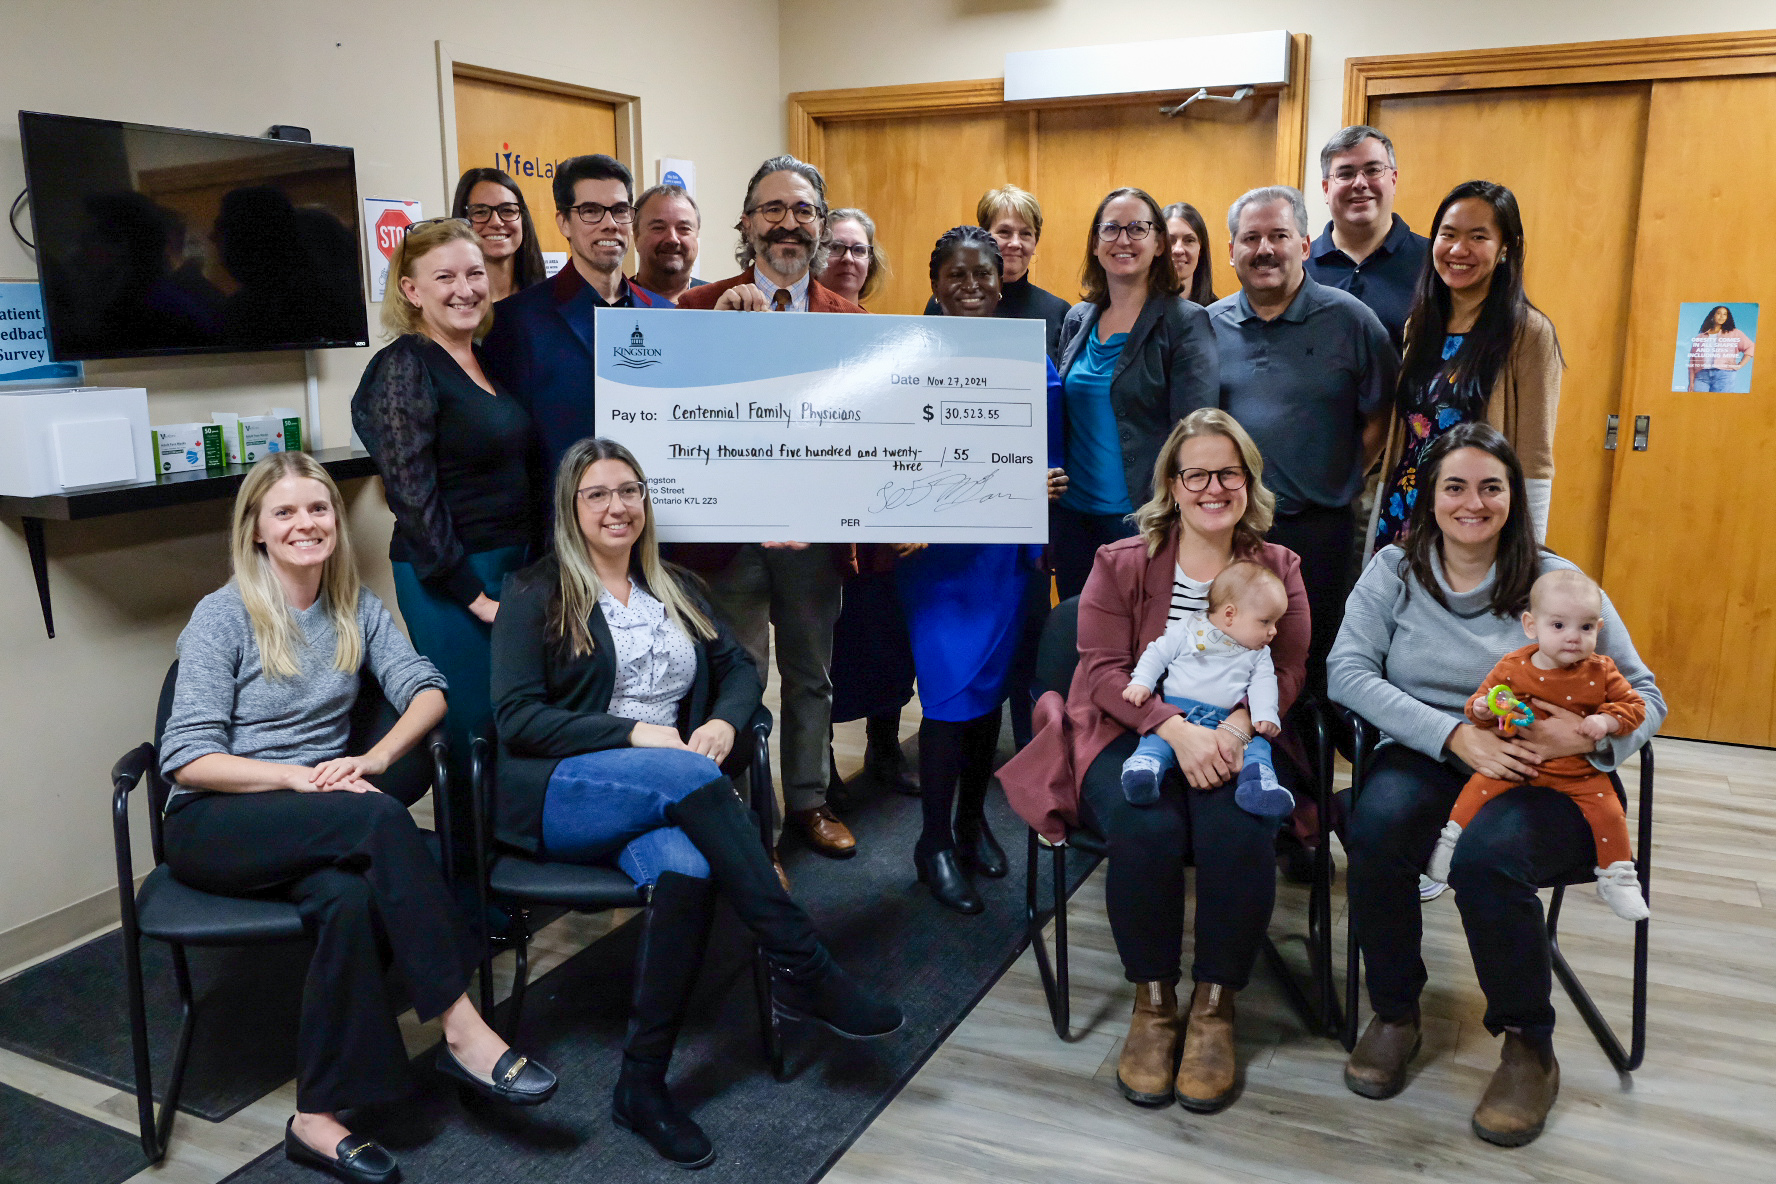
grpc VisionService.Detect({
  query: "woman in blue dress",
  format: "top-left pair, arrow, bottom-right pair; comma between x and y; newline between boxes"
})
900,226 -> 1067,914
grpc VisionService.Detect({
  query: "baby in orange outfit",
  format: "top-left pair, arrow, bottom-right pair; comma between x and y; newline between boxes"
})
1426,569 -> 1650,921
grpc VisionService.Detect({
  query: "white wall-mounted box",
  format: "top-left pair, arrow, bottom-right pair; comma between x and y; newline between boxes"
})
0,386 -> 150,496
1004,30 -> 1292,103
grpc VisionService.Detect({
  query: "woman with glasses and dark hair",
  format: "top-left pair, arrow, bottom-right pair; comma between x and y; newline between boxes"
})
1371,180 -> 1562,552
1051,187 -> 1220,600
451,167 -> 547,302
489,437 -> 903,1168
351,217 -> 540,823
1161,202 -> 1217,307
1000,407 -> 1309,1115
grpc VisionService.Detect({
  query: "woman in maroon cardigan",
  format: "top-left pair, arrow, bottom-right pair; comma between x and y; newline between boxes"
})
1002,407 -> 1309,1115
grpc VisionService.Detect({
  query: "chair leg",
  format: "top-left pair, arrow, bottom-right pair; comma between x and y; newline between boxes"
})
1547,884 -> 1645,1073
1051,842 -> 1071,1040
503,913 -> 532,1044
120,921 -> 160,1160
1025,828 -> 1067,1040
753,944 -> 786,1081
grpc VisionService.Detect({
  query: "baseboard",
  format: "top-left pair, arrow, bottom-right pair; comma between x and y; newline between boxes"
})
0,880 -> 135,982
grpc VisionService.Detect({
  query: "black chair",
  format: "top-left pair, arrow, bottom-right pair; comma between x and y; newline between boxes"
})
111,662 -> 451,1161
467,707 -> 785,1075
1023,597 -> 1342,1042
1332,706 -> 1651,1071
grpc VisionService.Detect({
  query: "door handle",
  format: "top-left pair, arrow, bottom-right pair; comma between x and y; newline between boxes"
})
1605,414 -> 1619,450
1632,415 -> 1650,451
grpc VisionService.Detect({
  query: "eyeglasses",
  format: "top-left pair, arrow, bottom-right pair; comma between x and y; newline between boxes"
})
828,242 -> 871,261
402,216 -> 470,234
1173,466 -> 1248,492
563,201 -> 635,225
465,202 -> 522,224
1096,220 -> 1157,242
746,201 -> 822,225
575,481 -> 648,510
1327,162 -> 1394,185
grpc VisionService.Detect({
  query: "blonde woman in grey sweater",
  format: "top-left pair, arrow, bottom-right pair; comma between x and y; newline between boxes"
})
1327,423 -> 1662,1148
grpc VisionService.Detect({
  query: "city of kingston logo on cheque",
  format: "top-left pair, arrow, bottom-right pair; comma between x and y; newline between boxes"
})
613,324 -> 662,369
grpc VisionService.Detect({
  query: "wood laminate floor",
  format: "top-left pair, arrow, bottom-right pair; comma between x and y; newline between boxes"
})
4,671 -> 1772,1182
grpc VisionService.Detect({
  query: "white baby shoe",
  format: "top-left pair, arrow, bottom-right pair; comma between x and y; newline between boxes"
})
1424,820 -> 1463,885
1595,861 -> 1650,922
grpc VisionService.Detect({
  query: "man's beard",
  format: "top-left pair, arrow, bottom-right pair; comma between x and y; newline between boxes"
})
756,228 -> 814,273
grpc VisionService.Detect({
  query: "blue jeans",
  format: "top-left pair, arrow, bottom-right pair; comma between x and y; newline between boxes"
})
1693,367 -> 1731,392
1129,695 -> 1274,783
541,748 -> 723,886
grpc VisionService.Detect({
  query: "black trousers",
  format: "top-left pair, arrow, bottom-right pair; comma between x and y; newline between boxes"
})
1078,731 -> 1278,988
1267,504 -> 1356,697
163,790 -> 471,1113
1051,504 -> 1137,604
1344,745 -> 1595,1038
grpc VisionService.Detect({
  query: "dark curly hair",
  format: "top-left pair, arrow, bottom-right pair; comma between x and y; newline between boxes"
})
929,224 -> 1002,283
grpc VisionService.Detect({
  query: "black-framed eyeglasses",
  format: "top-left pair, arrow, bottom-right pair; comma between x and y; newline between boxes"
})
1173,466 -> 1247,492
563,201 -> 635,225
746,200 -> 822,225
465,202 -> 523,224
1096,220 -> 1158,242
828,242 -> 871,261
1327,162 -> 1394,185
575,481 -> 648,510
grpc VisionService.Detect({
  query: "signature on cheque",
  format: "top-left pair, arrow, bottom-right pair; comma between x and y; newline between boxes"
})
869,468 -> 1030,514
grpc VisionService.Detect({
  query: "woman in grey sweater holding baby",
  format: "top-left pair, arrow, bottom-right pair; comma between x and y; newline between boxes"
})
1328,423 -> 1662,1148
158,452 -> 556,1184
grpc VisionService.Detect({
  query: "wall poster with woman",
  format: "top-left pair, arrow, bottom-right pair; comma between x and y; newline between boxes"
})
1675,301 -> 1757,392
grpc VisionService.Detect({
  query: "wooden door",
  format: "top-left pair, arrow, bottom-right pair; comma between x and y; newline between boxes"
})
1372,84 -> 1650,578
1601,75 -> 1776,744
452,71 -> 618,256
816,96 -> 1282,316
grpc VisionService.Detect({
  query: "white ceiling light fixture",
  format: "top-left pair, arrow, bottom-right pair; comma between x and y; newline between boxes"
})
1003,30 -> 1293,104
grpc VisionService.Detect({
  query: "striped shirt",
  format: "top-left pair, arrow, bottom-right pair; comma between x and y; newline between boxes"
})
1169,565 -> 1212,623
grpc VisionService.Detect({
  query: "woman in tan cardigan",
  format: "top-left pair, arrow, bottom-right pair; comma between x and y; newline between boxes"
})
1370,180 -> 1561,550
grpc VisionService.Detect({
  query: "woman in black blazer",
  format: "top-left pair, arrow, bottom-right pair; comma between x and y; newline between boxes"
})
1052,186 -> 1220,600
489,437 -> 903,1169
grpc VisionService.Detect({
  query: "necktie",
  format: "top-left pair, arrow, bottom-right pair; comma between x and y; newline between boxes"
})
772,287 -> 792,312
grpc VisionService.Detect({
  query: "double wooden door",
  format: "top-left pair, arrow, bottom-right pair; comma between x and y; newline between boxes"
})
1366,52 -> 1776,744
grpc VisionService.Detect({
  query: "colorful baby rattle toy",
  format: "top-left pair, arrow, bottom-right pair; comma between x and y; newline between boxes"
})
1484,684 -> 1535,732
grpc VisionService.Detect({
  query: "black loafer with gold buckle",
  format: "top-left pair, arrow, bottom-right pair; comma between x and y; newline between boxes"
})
434,1045 -> 559,1105
284,1118 -> 400,1184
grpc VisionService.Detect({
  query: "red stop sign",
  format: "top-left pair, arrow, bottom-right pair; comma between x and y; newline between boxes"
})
374,208 -> 413,258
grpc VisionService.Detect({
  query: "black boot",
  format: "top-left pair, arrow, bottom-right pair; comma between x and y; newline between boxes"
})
666,779 -> 904,1039
915,845 -> 983,914
865,711 -> 919,795
612,872 -> 717,1169
954,710 -> 1008,878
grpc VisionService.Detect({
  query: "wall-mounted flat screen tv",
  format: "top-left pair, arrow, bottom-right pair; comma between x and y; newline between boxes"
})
18,111 -> 369,360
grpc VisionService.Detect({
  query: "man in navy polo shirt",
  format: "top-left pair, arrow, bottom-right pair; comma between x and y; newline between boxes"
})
1305,126 -> 1429,352
1210,186 -> 1396,695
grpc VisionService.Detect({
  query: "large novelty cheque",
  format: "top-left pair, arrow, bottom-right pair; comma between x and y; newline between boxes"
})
593,308 -> 1049,543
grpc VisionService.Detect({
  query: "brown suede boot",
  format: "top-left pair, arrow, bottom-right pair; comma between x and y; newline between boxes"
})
1173,981 -> 1238,1112
1472,1032 -> 1560,1147
1115,980 -> 1180,1107
1343,1009 -> 1422,1099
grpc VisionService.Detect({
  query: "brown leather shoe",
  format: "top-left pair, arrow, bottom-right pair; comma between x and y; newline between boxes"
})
790,806 -> 857,859
770,849 -> 792,893
1174,981 -> 1238,1112
1115,980 -> 1180,1106
1343,1010 -> 1422,1099
1472,1032 -> 1559,1147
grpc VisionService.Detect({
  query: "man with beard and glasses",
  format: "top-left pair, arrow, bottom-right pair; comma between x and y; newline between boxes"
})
630,183 -> 707,305
1208,186 -> 1396,697
674,155 -> 863,873
482,153 -> 669,471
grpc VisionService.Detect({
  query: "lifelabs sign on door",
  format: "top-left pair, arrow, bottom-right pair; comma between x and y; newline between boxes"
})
363,198 -> 423,302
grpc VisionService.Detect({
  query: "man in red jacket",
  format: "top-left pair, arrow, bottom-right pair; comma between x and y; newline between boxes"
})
676,155 -> 862,866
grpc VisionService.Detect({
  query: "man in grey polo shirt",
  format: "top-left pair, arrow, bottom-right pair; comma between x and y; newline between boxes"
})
1209,185 -> 1396,695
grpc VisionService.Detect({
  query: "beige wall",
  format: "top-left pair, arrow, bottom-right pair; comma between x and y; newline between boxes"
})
778,0 -> 1776,231
0,0 -> 781,957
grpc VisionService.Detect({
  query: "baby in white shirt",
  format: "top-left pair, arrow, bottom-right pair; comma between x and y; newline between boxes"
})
1120,561 -> 1294,817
